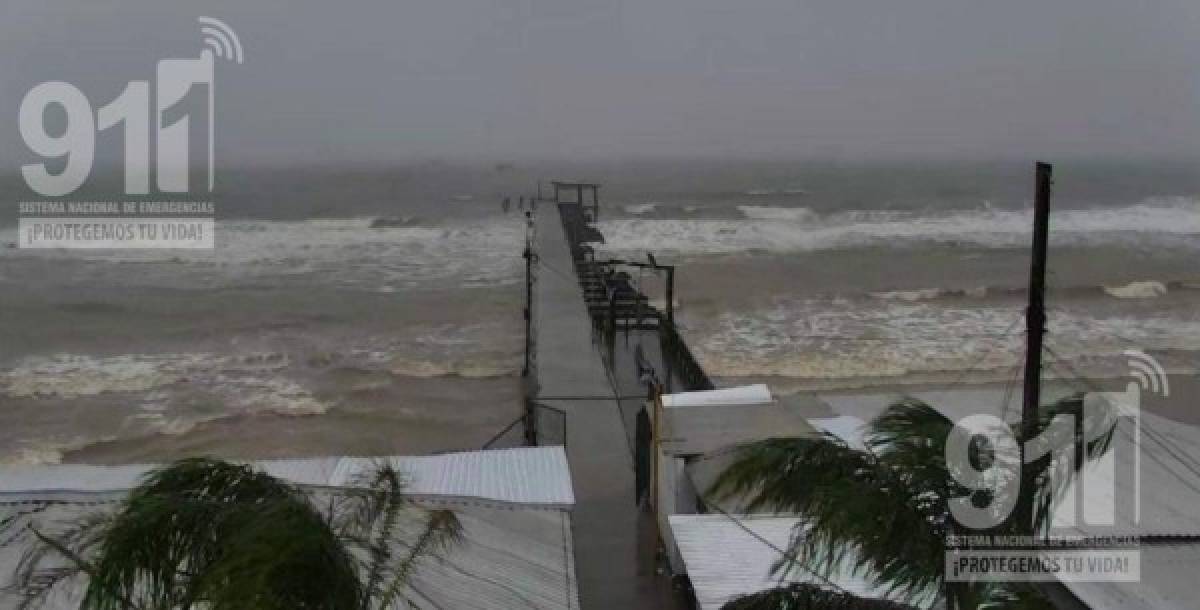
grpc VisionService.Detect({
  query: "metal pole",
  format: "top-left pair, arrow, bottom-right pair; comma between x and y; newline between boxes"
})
1022,162 -> 1051,438
522,218 -> 533,377
665,265 -> 675,327
1017,161 -> 1052,532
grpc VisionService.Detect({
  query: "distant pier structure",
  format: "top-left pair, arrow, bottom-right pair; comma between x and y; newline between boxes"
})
550,181 -> 600,222
510,180 -> 711,609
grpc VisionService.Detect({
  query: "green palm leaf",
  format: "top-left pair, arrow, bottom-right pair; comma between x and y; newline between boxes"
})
9,457 -> 461,610
721,583 -> 919,610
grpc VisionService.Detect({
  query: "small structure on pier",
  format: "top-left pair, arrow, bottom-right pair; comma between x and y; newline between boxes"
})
551,181 -> 601,222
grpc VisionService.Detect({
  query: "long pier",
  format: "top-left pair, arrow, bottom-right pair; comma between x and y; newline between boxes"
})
525,187 -> 688,609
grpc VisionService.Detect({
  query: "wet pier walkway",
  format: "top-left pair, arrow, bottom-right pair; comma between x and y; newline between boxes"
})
529,201 -> 683,609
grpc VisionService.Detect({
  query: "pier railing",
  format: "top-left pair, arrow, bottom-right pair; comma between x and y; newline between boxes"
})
556,196 -> 716,394
658,318 -> 715,392
481,400 -> 568,450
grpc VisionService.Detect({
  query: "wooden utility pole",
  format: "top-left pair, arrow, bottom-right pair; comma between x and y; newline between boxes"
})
522,212 -> 534,377
1016,162 -> 1052,533
1022,162 -> 1052,438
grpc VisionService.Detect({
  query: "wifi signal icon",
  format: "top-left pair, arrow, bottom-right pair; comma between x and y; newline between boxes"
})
199,17 -> 244,64
1124,349 -> 1169,397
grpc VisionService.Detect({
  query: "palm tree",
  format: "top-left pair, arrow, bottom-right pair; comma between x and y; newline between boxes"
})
710,396 -> 1116,610
8,457 -> 462,610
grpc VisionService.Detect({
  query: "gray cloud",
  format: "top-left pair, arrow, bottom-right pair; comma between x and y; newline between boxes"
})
2,0 -> 1199,166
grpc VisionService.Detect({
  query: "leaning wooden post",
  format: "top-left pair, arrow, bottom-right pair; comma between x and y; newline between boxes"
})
1017,161 -> 1052,532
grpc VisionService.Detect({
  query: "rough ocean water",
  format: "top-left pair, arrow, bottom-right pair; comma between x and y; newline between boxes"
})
0,160 -> 1197,464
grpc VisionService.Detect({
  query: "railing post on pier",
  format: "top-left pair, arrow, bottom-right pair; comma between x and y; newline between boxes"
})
664,265 -> 675,327
524,397 -> 537,446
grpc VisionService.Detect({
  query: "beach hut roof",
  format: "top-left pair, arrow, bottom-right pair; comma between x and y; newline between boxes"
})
668,514 -> 931,610
0,446 -> 574,509
0,447 -> 580,609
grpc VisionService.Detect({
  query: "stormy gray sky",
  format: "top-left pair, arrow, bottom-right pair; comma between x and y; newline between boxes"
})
2,0 -> 1199,166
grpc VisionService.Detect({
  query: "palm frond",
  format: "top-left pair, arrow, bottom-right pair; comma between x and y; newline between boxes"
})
14,459 -> 365,609
709,395 -> 1118,608
708,409 -> 950,602
375,508 -> 463,610
720,583 -> 919,610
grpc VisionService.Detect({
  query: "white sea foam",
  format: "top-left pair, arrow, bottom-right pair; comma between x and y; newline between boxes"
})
598,198 -> 1200,256
871,288 -> 947,302
624,203 -> 660,215
2,445 -> 66,466
1,352 -> 327,412
1104,280 -> 1168,299
870,286 -> 993,302
385,322 -> 521,378
1,218 -> 526,288
737,206 -> 817,221
686,297 -> 1200,383
0,354 -> 209,398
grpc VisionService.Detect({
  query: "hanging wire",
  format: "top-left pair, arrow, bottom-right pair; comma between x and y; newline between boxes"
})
998,361 -> 1022,423
940,313 -> 1025,389
703,501 -> 863,598
1041,343 -> 1200,494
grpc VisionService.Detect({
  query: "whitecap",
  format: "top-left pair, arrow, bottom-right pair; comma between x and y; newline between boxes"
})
737,206 -> 816,222
1103,281 -> 1168,299
624,203 -> 659,215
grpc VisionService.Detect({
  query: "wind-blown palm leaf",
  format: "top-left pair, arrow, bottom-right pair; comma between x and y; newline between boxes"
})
10,457 -> 461,610
710,394 -> 1117,609
710,399 -> 959,602
720,583 -> 919,610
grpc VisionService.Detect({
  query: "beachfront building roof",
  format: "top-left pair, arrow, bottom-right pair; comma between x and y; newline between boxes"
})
648,385 -> 819,577
657,384 -> 816,457
668,515 -> 922,610
0,446 -> 580,609
1053,543 -> 1200,609
816,387 -> 1200,610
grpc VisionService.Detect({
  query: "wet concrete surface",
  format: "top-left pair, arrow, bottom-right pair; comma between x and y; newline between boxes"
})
530,203 -> 687,609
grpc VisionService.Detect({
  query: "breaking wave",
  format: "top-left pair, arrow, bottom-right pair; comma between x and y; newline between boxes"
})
597,197 -> 1200,256
684,297 -> 1200,385
624,203 -> 660,215
737,206 -> 817,222
1,217 -> 527,289
1103,280 -> 1168,299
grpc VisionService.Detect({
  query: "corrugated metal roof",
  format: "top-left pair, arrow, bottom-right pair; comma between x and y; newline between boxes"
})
660,398 -> 817,457
0,495 -> 580,609
0,446 -> 574,509
668,515 -> 917,610
819,389 -> 1200,538
1059,543 -> 1200,610
662,384 -> 773,408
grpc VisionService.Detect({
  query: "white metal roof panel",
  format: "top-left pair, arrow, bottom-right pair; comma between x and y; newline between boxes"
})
0,446 -> 574,509
662,384 -> 773,408
668,515 -> 914,610
0,496 -> 581,609
1059,543 -> 1200,610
